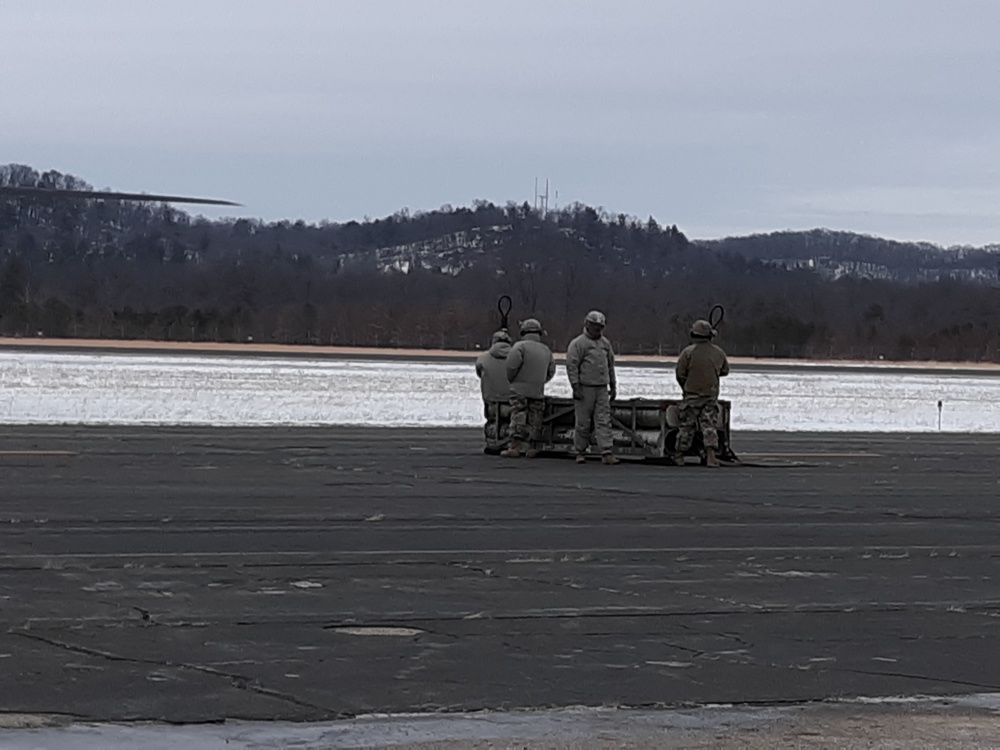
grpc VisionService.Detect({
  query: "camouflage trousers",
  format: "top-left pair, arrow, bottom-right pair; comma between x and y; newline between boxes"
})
482,401 -> 512,443
573,386 -> 613,454
508,395 -> 545,449
675,400 -> 721,453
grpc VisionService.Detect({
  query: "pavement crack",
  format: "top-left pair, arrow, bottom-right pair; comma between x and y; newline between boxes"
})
10,630 -> 336,715
837,665 -> 1000,691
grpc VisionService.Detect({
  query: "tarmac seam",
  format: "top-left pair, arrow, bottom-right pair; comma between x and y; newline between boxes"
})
9,600 -> 1000,633
433,474 -> 848,510
14,515 -> 983,529
3,545 -> 999,563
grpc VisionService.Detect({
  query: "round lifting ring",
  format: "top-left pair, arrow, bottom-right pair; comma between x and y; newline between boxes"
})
497,295 -> 512,330
709,304 -> 725,329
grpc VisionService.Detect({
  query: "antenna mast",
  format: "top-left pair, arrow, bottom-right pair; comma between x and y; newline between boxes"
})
533,178 -> 554,217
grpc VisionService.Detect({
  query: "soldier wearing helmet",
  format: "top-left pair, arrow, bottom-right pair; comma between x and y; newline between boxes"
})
674,319 -> 730,467
503,318 -> 556,458
475,329 -> 513,449
566,310 -> 619,465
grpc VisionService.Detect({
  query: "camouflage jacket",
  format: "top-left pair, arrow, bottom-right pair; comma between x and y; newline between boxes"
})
475,341 -> 512,402
506,333 -> 556,399
676,340 -> 730,401
566,331 -> 617,389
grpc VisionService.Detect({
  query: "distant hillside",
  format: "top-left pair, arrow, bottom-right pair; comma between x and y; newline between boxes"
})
2,164 -> 1000,362
696,230 -> 1000,285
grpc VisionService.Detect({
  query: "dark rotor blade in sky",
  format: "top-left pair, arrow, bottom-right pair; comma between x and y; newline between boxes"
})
0,185 -> 241,206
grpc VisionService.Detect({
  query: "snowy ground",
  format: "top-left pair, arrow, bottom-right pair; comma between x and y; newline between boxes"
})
5,698 -> 1000,749
1,350 -> 998,431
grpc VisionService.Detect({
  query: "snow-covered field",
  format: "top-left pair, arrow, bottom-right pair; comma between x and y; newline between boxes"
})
1,351 -> 998,431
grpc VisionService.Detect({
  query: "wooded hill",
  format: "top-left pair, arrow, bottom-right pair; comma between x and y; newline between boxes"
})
2,164 -> 1000,362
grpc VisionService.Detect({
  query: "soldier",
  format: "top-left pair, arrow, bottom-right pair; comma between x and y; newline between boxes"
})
566,310 -> 619,465
475,329 -> 513,449
503,318 -> 556,458
674,319 -> 730,467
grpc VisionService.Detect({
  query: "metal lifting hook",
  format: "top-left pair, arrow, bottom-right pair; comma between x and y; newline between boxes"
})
497,295 -> 512,331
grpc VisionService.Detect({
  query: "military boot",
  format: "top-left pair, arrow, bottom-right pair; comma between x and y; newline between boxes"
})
501,445 -> 521,458
672,453 -> 685,467
575,454 -> 587,464
524,447 -> 540,459
705,447 -> 720,468
601,454 -> 620,465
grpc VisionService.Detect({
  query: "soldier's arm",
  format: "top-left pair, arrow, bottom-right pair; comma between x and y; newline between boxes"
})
475,360 -> 485,378
505,346 -> 523,381
719,353 -> 730,377
606,340 -> 617,390
565,340 -> 581,386
676,350 -> 689,387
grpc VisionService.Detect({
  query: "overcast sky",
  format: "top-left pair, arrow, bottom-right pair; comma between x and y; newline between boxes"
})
4,1 -> 1000,246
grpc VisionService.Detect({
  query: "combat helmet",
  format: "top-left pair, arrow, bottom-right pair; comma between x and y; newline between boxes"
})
690,319 -> 716,339
584,310 -> 606,326
519,318 -> 543,334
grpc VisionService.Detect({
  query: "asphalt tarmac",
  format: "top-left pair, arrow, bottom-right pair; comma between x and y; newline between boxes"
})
1,426 -> 999,732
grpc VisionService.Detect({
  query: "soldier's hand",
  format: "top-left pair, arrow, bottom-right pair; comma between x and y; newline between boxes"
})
609,387 -> 617,402
572,385 -> 583,400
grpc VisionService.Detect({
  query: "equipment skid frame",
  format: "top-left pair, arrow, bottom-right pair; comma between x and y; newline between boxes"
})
485,396 -> 736,464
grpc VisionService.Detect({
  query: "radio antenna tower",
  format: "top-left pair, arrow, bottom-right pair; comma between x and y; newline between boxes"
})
533,178 -> 551,217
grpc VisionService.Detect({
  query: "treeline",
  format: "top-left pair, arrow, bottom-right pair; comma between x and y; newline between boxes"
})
2,164 -> 1000,362
699,229 -> 1000,266
699,229 -> 1000,284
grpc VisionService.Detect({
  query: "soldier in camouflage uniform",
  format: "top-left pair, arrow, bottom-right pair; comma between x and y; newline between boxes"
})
674,319 -> 730,467
475,329 -> 513,449
566,310 -> 620,465
503,318 -> 556,458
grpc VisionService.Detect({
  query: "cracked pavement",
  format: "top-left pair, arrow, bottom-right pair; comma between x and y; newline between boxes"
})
1,426 -> 1000,725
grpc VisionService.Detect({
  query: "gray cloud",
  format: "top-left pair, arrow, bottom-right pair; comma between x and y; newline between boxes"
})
4,0 -> 1000,245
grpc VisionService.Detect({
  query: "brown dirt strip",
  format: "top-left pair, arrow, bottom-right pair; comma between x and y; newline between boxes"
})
3,336 -> 999,372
